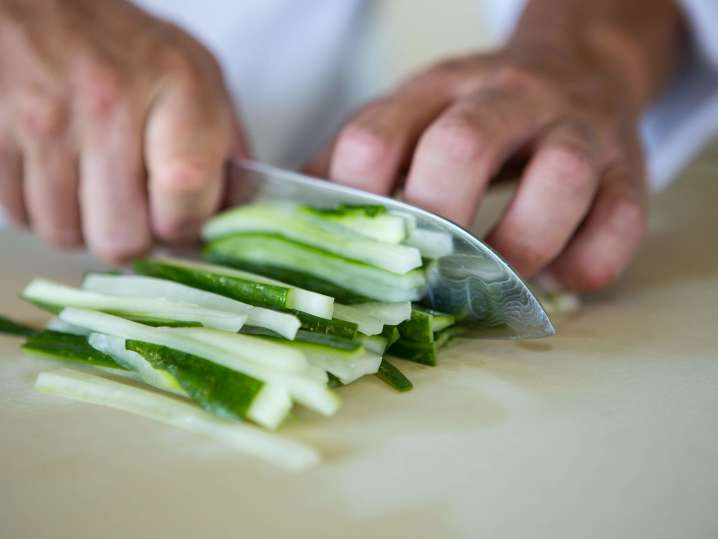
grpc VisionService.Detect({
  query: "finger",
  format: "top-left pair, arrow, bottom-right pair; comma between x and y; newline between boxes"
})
22,139 -> 82,247
0,140 -> 27,226
327,88 -> 452,195
485,125 -> 601,276
77,78 -> 151,263
404,88 -> 552,227
542,167 -> 647,292
145,77 -> 232,243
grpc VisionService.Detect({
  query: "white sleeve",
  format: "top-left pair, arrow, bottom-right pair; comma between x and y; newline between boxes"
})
480,0 -> 718,191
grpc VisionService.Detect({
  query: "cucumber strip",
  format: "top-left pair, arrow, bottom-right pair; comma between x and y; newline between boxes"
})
205,234 -> 427,303
46,317 -> 90,336
359,334 -> 388,355
382,325 -> 400,347
203,203 -> 421,273
386,337 -> 438,366
302,206 -> 407,244
127,338 -> 288,429
134,256 -> 333,319
294,311 -> 358,339
88,333 -> 186,396
404,228 -> 454,259
59,309 -> 339,416
375,359 -> 413,392
305,349 -> 382,385
0,314 -> 37,337
35,369 -> 319,471
23,279 -> 248,332
397,307 -> 456,343
346,301 -> 412,326
161,327 -> 339,415
22,330 -> 121,369
327,373 -> 344,388
83,274 -> 300,340
332,304 -> 384,336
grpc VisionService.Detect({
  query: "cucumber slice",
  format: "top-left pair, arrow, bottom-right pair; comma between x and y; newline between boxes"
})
375,359 -> 413,392
83,274 -> 300,340
59,309 -> 339,416
304,348 -> 382,385
22,330 -> 121,369
359,334 -> 389,355
332,304 -> 384,336
134,257 -> 333,319
348,302 -> 411,326
35,368 -> 319,471
404,229 -> 453,259
397,307 -> 456,343
88,333 -> 185,396
23,279 -> 247,332
204,234 -> 427,303
203,203 -> 421,274
0,314 -> 36,337
302,205 -> 407,244
293,311 -> 358,339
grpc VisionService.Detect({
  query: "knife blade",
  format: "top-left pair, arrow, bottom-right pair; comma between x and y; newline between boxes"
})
229,158 -> 555,339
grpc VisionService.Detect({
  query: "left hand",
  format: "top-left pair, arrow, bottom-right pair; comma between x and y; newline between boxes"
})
307,40 -> 658,292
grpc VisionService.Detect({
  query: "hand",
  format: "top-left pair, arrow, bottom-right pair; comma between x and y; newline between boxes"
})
0,0 -> 245,262
312,0 -> 680,292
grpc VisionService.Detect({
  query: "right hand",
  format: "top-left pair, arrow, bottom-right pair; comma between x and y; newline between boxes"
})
0,0 -> 246,262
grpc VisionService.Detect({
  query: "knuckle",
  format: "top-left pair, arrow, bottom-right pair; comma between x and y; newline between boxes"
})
335,122 -> 395,168
611,195 -> 647,237
543,144 -> 596,194
76,60 -> 128,119
156,159 -> 216,193
16,93 -> 67,139
423,116 -> 485,162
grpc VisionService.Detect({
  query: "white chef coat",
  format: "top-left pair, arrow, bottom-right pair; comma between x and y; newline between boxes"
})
1,0 -> 717,226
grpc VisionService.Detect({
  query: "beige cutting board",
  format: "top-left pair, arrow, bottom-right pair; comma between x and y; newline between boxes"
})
2,147 -> 717,539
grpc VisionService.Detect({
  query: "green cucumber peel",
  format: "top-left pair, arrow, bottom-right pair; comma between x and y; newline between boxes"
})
375,359 -> 413,392
302,205 -> 407,244
22,330 -> 122,369
134,256 -> 333,319
202,202 -> 421,273
0,315 -> 37,337
204,234 -> 426,303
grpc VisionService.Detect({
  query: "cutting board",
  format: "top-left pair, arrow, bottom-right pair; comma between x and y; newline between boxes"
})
2,147 -> 718,539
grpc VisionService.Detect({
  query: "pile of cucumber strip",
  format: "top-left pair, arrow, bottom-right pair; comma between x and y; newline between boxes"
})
4,202 -> 464,471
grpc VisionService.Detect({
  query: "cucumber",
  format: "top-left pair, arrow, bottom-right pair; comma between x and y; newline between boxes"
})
396,307 -> 456,343
0,315 -> 36,337
35,368 -> 319,471
332,304 -> 384,336
375,359 -> 413,392
347,302 -> 412,326
301,205 -> 407,244
293,311 -> 358,339
59,309 -> 339,416
204,234 -> 427,303
88,333 -> 185,396
359,334 -> 389,355
396,212 -> 454,259
203,202 -> 421,274
387,326 -> 463,367
134,256 -> 333,319
83,273 -> 300,340
23,279 -> 248,332
22,330 -> 121,369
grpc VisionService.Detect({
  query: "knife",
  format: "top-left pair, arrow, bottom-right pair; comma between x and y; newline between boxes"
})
230,159 -> 555,339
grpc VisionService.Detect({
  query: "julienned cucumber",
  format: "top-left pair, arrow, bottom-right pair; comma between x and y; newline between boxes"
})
133,256 -> 334,319
202,203 -> 421,274
204,234 -> 427,303
293,311 -> 358,339
34,368 -> 319,471
23,330 -> 121,369
375,359 -> 413,392
301,205 -> 407,244
396,307 -> 457,343
387,326 -> 463,367
0,315 -> 37,337
83,273 -> 301,340
332,301 -> 412,336
23,278 -> 248,332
